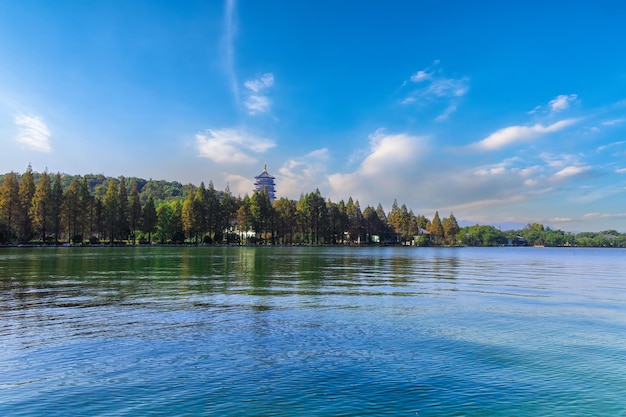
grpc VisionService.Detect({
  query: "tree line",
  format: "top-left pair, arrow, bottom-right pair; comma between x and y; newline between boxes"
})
1,166 -> 624,247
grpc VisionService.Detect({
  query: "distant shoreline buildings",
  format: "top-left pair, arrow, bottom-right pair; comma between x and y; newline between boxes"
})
254,164 -> 276,200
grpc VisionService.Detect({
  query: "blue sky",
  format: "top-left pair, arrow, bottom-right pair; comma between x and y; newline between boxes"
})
1,0 -> 626,232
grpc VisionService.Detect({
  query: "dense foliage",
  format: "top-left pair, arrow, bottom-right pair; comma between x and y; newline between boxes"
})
1,167 -> 624,247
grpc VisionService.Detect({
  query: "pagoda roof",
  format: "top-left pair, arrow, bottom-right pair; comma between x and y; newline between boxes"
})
255,164 -> 274,179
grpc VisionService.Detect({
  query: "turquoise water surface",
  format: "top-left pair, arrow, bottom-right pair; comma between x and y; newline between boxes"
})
1,246 -> 625,416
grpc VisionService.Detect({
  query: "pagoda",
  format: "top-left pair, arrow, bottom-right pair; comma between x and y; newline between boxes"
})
254,164 -> 276,200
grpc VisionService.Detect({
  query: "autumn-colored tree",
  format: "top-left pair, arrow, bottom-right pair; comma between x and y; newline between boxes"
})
30,170 -> 52,242
443,212 -> 460,244
0,172 -> 20,243
362,206 -> 383,243
429,211 -> 444,243
17,164 -> 36,242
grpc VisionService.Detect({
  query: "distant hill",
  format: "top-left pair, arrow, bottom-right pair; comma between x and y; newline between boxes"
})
0,172 -> 204,203
459,220 -> 528,231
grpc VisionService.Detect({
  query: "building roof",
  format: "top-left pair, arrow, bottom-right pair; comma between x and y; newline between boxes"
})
255,163 -> 275,179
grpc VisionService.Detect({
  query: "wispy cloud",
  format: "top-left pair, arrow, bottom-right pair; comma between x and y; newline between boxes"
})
553,165 -> 591,179
195,128 -> 275,164
583,212 -> 626,219
529,94 -> 579,115
601,118 -> 624,126
243,73 -> 274,114
471,119 -> 578,151
14,113 -> 52,152
403,61 -> 469,121
616,168 -> 626,174
244,73 -> 274,93
549,217 -> 574,223
549,94 -> 578,112
434,104 -> 458,122
278,148 -> 329,197
597,140 -> 625,152
221,0 -> 239,101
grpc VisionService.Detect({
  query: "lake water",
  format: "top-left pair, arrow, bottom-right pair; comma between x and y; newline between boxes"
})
1,246 -> 625,416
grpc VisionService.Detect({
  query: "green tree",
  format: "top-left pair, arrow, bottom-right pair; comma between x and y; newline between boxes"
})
30,170 -> 52,242
205,181 -> 221,239
140,195 -> 157,243
156,200 -> 184,244
250,189 -> 274,244
219,186 -> 237,243
50,173 -> 64,243
117,176 -> 129,242
129,180 -> 142,244
103,180 -> 119,243
182,189 -> 198,242
80,177 -> 94,242
235,195 -> 251,243
345,197 -> 362,244
193,183 -> 208,242
275,197 -> 297,244
92,186 -> 105,242
63,179 -> 82,243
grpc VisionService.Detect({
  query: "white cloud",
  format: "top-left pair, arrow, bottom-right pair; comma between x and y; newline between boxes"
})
243,95 -> 270,114
278,148 -> 330,197
597,141 -> 625,152
553,165 -> 591,178
529,94 -> 578,115
243,73 -> 274,114
550,217 -> 574,223
14,113 -> 52,152
426,77 -> 469,98
549,94 -> 577,112
601,118 -> 624,126
328,130 -> 428,203
195,128 -> 275,164
583,212 -> 626,219
410,69 -> 431,82
244,73 -> 274,93
472,119 -> 578,151
615,168 -> 626,174
223,173 -> 254,196
403,61 -> 469,120
435,104 -> 457,122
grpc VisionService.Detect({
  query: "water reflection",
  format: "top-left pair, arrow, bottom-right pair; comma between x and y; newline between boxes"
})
2,246 -> 624,309
0,247 -> 466,310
